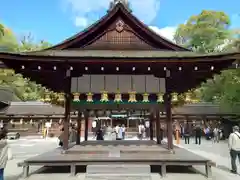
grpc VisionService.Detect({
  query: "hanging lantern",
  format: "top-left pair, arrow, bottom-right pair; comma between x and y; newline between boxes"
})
100,91 -> 109,102
128,91 -> 137,102
114,90 -> 122,102
86,92 -> 93,102
172,93 -> 178,102
157,93 -> 164,103
185,92 -> 191,102
58,93 -> 65,102
142,93 -> 149,102
73,93 -> 80,102
44,93 -> 51,102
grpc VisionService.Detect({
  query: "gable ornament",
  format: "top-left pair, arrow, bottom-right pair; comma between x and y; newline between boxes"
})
116,20 -> 124,32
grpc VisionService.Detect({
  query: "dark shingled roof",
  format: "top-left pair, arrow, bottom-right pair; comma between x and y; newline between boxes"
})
173,102 -> 239,115
0,87 -> 21,103
5,102 -> 65,116
19,50 -> 240,61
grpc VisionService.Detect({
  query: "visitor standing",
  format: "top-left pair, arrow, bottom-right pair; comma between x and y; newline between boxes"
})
184,123 -> 191,144
138,124 -> 145,140
58,128 -> 64,147
121,124 -> 126,139
195,125 -> 202,145
0,131 -> 13,180
69,126 -> 77,143
228,125 -> 240,174
95,128 -> 104,140
213,127 -> 220,143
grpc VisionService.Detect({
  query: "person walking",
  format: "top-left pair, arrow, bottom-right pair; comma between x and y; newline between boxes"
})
213,127 -> 220,143
58,128 -> 64,147
69,126 -> 77,143
95,128 -> 104,141
184,123 -> 191,144
195,125 -> 202,145
0,131 -> 13,180
228,125 -> 240,174
121,124 -> 126,140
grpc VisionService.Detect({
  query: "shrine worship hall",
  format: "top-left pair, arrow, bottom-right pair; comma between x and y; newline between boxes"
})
0,0 -> 239,179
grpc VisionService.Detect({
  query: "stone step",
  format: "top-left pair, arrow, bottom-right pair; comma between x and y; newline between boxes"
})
86,165 -> 151,174
85,174 -> 151,180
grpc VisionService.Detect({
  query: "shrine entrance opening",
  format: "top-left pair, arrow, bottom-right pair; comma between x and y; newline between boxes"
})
80,109 -> 154,141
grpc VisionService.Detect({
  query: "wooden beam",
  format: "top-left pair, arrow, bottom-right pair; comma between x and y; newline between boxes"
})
164,92 -> 173,150
63,70 -> 71,150
84,110 -> 89,141
155,108 -> 160,144
76,110 -> 81,145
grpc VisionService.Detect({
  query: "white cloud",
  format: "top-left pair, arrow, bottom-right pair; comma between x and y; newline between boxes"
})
149,26 -> 176,41
75,17 -> 88,27
63,0 -> 176,42
63,0 -> 161,27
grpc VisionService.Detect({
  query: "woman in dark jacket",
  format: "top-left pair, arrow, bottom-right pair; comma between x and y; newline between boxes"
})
95,128 -> 104,140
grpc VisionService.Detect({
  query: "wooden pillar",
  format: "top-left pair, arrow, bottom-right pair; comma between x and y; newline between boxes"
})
84,110 -> 89,141
63,69 -> 71,150
164,92 -> 173,150
149,111 -> 154,140
155,108 -> 161,144
76,110 -> 81,145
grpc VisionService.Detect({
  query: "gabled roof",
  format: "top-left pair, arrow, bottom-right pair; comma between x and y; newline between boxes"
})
46,3 -> 188,51
5,101 -> 65,116
0,87 -> 21,104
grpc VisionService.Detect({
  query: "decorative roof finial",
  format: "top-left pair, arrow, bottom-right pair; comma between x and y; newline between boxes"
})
109,0 -> 131,12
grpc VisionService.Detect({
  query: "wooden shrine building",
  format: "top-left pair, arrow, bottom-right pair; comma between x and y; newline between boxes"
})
0,0 -> 239,153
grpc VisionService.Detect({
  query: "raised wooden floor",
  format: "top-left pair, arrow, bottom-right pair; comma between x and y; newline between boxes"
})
18,140 -> 213,178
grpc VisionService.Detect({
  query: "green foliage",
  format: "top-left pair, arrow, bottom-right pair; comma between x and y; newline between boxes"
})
174,10 -> 240,113
0,24 -> 53,102
174,10 -> 231,53
0,23 -> 4,38
199,69 -> 240,113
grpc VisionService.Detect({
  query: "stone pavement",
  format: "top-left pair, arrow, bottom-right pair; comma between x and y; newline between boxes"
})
170,138 -> 240,173
6,136 -> 240,180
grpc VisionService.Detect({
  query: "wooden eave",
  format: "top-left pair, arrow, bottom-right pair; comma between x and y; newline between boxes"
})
43,3 -> 189,51
0,50 -> 239,63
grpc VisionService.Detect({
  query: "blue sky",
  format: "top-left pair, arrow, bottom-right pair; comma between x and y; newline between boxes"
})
0,0 -> 239,44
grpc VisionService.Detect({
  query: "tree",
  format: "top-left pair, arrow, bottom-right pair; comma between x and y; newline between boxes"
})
174,10 -> 240,113
0,23 -> 54,102
0,23 -> 4,38
199,70 -> 240,113
223,29 -> 240,52
174,10 -> 231,53
0,27 -> 19,52
17,33 -> 51,52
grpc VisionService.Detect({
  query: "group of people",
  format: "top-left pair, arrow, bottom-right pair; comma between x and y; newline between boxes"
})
178,123 -> 224,145
94,124 -> 126,140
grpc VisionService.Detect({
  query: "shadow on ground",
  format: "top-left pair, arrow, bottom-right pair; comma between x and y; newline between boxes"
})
151,165 -> 197,174
32,165 -> 197,175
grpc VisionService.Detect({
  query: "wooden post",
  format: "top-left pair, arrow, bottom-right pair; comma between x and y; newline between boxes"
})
164,92 -> 173,150
149,111 -> 154,140
155,108 -> 161,144
76,110 -> 81,145
63,69 -> 71,150
84,110 -> 89,141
